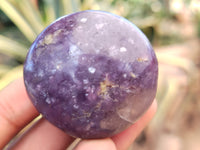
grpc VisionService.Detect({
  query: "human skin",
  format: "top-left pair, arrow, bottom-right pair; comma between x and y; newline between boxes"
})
0,78 -> 157,150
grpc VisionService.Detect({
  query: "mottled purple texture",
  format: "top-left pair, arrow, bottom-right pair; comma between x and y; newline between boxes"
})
24,10 -> 158,139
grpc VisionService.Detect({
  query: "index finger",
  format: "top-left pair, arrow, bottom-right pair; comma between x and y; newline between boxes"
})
0,78 -> 39,149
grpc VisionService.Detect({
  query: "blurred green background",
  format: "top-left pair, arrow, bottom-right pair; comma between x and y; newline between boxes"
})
0,0 -> 200,150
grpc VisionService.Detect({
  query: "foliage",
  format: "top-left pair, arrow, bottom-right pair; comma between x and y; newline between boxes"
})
0,0 -> 81,87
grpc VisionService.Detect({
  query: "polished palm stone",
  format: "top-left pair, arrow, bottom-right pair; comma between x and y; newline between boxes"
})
24,10 -> 158,139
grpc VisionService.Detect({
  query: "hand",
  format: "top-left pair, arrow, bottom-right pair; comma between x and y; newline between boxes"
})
0,78 -> 157,150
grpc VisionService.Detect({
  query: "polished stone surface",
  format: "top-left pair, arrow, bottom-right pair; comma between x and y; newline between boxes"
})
24,10 -> 158,139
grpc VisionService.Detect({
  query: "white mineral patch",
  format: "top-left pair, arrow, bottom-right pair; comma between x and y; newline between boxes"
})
109,46 -> 118,56
56,65 -> 61,70
109,45 -> 116,50
36,84 -> 41,90
96,49 -> 100,53
128,38 -> 135,44
88,67 -> 96,74
83,79 -> 89,84
54,60 -> 63,70
76,26 -> 83,31
123,73 -> 127,78
45,98 -> 51,104
69,45 -> 77,54
91,85 -> 95,93
69,45 -> 82,58
95,23 -> 104,29
120,47 -> 127,52
73,104 -> 79,109
38,69 -> 44,77
51,69 -> 57,74
81,56 -> 85,60
80,18 -> 87,23
124,63 -> 132,72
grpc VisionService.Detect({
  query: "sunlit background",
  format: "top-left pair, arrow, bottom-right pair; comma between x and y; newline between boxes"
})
0,0 -> 200,150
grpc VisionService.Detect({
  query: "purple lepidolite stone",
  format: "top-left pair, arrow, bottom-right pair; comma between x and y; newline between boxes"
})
24,10 -> 158,139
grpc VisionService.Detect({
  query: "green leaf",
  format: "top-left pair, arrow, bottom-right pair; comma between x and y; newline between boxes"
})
43,0 -> 57,25
156,52 -> 197,74
17,0 -> 45,34
0,0 -> 37,42
0,35 -> 27,60
0,64 -> 12,76
62,0 -> 80,14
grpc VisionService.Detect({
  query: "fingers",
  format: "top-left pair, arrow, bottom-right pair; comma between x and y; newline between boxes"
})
10,118 -> 75,150
74,138 -> 117,150
0,78 -> 74,150
0,77 -> 157,150
0,78 -> 39,149
111,100 -> 157,150
75,100 -> 157,150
